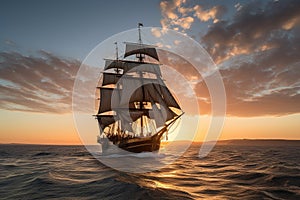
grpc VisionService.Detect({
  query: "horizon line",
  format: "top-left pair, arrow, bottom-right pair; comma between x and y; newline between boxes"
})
1,138 -> 300,146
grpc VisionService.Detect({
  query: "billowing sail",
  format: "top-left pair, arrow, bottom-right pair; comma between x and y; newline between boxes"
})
150,102 -> 176,127
118,109 -> 150,122
99,79 -> 180,111
98,81 -> 180,126
118,109 -> 149,132
98,87 -> 120,114
154,84 -> 181,109
97,115 -> 117,132
124,42 -> 159,61
118,77 -> 181,110
105,59 -> 161,76
102,72 -> 121,86
118,77 -> 158,107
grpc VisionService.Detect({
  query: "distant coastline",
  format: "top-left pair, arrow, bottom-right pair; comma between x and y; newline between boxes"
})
202,139 -> 300,146
163,139 -> 300,147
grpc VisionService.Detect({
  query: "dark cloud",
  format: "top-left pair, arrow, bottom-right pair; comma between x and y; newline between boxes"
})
0,51 -> 80,113
202,0 -> 300,63
199,0 -> 300,116
219,52 -> 300,116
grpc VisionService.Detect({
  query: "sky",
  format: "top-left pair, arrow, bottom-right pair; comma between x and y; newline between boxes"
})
0,0 -> 299,144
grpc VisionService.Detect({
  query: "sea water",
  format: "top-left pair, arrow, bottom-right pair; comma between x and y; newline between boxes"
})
1,141 -> 300,199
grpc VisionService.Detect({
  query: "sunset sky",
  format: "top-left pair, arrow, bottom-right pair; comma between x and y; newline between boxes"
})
1,0 -> 299,144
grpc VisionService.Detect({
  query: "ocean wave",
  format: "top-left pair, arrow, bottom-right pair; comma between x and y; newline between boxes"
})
1,143 -> 300,199
266,174 -> 300,187
0,150 -> 10,156
225,171 -> 269,182
33,152 -> 53,157
101,152 -> 166,159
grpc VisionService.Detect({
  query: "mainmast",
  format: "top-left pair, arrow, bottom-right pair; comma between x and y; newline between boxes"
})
137,23 -> 144,136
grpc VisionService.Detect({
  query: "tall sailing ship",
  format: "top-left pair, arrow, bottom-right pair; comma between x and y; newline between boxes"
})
96,24 -> 184,153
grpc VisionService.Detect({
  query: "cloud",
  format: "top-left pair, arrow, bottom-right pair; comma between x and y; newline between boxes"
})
202,0 -> 300,64
191,52 -> 300,117
198,0 -> 300,116
193,5 -> 225,23
2,0 -> 300,117
156,49 -> 210,115
0,51 -> 80,113
151,28 -> 162,38
172,16 -> 194,29
234,3 -> 243,12
160,0 -> 180,20
158,0 -> 300,117
159,0 -> 226,32
218,52 -> 300,116
4,39 -> 17,47
160,0 -> 191,31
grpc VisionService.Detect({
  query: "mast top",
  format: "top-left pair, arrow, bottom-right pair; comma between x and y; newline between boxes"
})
114,42 -> 118,60
114,42 -> 120,74
138,23 -> 143,45
137,23 -> 144,62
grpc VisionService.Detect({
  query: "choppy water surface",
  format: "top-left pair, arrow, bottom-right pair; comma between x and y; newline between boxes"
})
1,141 -> 300,199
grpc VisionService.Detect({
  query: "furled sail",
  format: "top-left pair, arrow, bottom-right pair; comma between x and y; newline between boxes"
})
124,42 -> 159,61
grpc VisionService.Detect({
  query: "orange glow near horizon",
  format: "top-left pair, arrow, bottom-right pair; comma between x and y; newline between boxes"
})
218,114 -> 300,140
0,110 -> 82,145
0,110 -> 299,145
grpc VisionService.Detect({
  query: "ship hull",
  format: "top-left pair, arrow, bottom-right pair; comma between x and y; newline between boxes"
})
100,134 -> 162,153
118,136 -> 161,153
